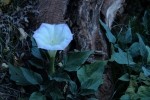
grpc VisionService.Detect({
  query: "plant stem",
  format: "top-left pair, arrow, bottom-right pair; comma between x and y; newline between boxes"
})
48,50 -> 57,75
48,57 -> 55,74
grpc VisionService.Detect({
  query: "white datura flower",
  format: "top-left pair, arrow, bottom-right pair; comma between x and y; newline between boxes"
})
33,23 -> 73,50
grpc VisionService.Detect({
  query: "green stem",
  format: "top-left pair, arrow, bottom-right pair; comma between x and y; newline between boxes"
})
48,50 -> 57,75
48,57 -> 55,74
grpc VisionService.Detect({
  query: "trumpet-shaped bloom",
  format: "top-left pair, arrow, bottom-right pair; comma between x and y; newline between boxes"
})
33,23 -> 73,50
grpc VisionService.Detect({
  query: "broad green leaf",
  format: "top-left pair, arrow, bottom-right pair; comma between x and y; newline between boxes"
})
52,72 -> 71,82
128,42 -> 140,57
20,67 -> 43,85
119,73 -> 130,81
124,78 -> 139,99
142,67 -> 150,77
31,38 -> 43,60
50,88 -> 64,100
9,64 -> 31,85
137,33 -> 148,61
139,73 -> 150,86
139,73 -> 148,81
146,46 -> 150,63
69,81 -> 77,95
79,89 -> 95,96
63,51 -> 93,71
28,60 -> 44,69
77,61 -> 107,91
118,27 -> 132,43
137,86 -> 150,97
142,11 -> 150,35
110,48 -> 135,65
99,19 -> 116,43
120,94 -> 130,100
29,92 -> 46,100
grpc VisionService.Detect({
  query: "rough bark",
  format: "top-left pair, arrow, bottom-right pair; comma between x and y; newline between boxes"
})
66,0 -> 108,60
36,0 -> 69,24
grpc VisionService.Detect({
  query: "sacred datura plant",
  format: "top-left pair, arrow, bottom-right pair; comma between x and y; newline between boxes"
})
9,23 -> 106,100
33,23 -> 73,74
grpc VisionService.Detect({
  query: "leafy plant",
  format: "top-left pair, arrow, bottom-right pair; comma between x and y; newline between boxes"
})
9,37 -> 107,99
100,11 -> 150,99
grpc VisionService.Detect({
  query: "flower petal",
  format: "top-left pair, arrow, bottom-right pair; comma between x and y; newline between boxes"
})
33,23 -> 73,50
54,24 -> 73,49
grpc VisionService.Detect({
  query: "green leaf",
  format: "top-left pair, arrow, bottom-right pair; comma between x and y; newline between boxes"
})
69,81 -> 77,95
31,38 -> 43,60
50,88 -> 64,100
118,27 -> 132,43
137,33 -> 148,61
120,94 -> 130,100
142,11 -> 150,35
20,67 -> 43,85
142,67 -> 150,77
29,92 -> 46,100
110,48 -> 135,65
99,19 -> 116,43
52,72 -> 71,82
28,60 -> 44,69
137,86 -> 150,97
146,46 -> 150,63
119,73 -> 130,81
128,42 -> 140,57
9,64 -> 31,85
77,61 -> 107,91
79,89 -> 95,96
63,51 -> 93,71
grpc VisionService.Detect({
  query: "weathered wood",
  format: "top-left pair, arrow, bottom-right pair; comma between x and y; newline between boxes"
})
66,0 -> 108,60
